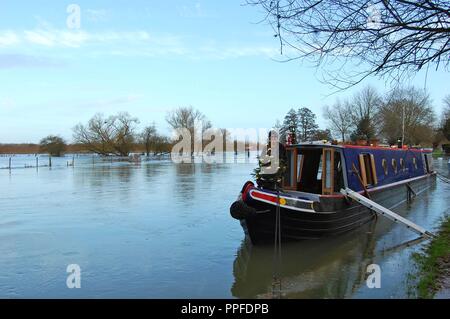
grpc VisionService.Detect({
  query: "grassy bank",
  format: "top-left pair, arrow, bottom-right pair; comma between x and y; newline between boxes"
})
411,216 -> 450,298
432,149 -> 444,157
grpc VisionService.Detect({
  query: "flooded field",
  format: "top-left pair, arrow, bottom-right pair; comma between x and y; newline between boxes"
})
0,154 -> 449,298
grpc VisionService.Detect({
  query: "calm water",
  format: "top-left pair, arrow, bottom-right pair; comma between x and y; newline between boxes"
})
0,154 -> 449,298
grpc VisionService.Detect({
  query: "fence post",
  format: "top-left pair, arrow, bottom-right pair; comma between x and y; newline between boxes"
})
36,157 -> 39,170
49,156 -> 52,168
9,157 -> 11,170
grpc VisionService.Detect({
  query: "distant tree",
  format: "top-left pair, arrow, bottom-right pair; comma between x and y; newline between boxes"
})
443,119 -> 450,141
220,128 -> 232,148
153,135 -> 172,154
297,107 -> 318,141
350,86 -> 381,134
166,106 -> 212,154
441,95 -> 450,141
380,87 -> 435,145
280,108 -> 299,144
444,95 -> 450,112
351,117 -> 376,142
141,125 -> 157,156
73,112 -> 139,156
39,135 -> 66,157
312,129 -> 333,141
323,100 -> 353,142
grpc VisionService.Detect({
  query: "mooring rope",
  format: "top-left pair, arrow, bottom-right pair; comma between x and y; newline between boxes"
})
272,187 -> 282,299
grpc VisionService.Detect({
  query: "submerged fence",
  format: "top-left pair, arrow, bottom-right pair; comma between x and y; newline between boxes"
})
0,151 -> 258,171
0,153 -> 172,170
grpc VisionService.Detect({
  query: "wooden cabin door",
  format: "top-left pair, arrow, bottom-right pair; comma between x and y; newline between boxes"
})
322,148 -> 334,195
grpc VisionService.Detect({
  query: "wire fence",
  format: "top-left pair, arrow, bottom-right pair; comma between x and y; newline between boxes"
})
0,153 -> 172,170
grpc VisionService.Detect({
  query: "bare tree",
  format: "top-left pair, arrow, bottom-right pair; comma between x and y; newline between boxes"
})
323,100 -> 353,142
441,95 -> 450,140
73,112 -> 139,156
247,0 -> 450,89
153,135 -> 173,154
350,86 -> 382,125
166,106 -> 212,154
312,128 -> 333,141
380,87 -> 435,145
444,95 -> 450,116
141,124 -> 157,156
39,135 -> 66,157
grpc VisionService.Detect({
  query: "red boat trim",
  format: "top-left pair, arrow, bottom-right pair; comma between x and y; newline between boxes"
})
343,145 -> 429,153
249,189 -> 315,213
319,173 -> 435,199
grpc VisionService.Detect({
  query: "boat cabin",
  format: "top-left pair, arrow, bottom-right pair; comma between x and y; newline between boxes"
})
282,144 -> 433,195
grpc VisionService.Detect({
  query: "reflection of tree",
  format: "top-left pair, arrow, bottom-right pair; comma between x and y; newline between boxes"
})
174,164 -> 197,204
143,163 -> 165,182
73,165 -> 136,200
116,166 -> 133,184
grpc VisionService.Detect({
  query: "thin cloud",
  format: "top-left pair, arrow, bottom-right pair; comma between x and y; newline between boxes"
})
0,28 -> 280,60
85,9 -> 109,22
0,54 -> 65,69
0,31 -> 21,46
177,2 -> 207,18
0,98 -> 15,110
0,29 -> 180,49
80,95 -> 144,109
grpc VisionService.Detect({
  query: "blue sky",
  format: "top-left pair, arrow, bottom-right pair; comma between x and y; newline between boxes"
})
0,0 -> 448,143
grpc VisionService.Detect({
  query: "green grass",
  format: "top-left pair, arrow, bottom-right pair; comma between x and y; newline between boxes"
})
432,149 -> 444,157
411,216 -> 450,298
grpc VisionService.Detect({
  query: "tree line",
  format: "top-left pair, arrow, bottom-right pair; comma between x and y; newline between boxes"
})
278,86 -> 450,148
37,106 -> 216,157
23,86 -> 450,157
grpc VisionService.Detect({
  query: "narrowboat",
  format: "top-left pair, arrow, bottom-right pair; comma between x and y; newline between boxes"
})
230,143 -> 436,245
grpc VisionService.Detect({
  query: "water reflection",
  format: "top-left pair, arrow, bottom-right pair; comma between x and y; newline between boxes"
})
231,221 -> 378,298
0,156 -> 447,298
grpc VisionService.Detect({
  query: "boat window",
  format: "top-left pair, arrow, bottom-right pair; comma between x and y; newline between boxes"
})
392,159 -> 398,174
297,154 -> 303,182
317,155 -> 323,180
282,149 -> 304,190
423,154 -> 433,173
400,158 -> 406,171
283,149 -> 297,188
322,148 -> 334,195
359,153 -> 377,187
333,152 -> 345,192
413,158 -> 418,170
382,158 -> 388,175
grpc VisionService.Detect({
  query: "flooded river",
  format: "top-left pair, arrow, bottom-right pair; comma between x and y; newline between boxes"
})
0,154 -> 449,298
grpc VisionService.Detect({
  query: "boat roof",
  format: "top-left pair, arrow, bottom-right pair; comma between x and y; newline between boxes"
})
288,142 -> 432,153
